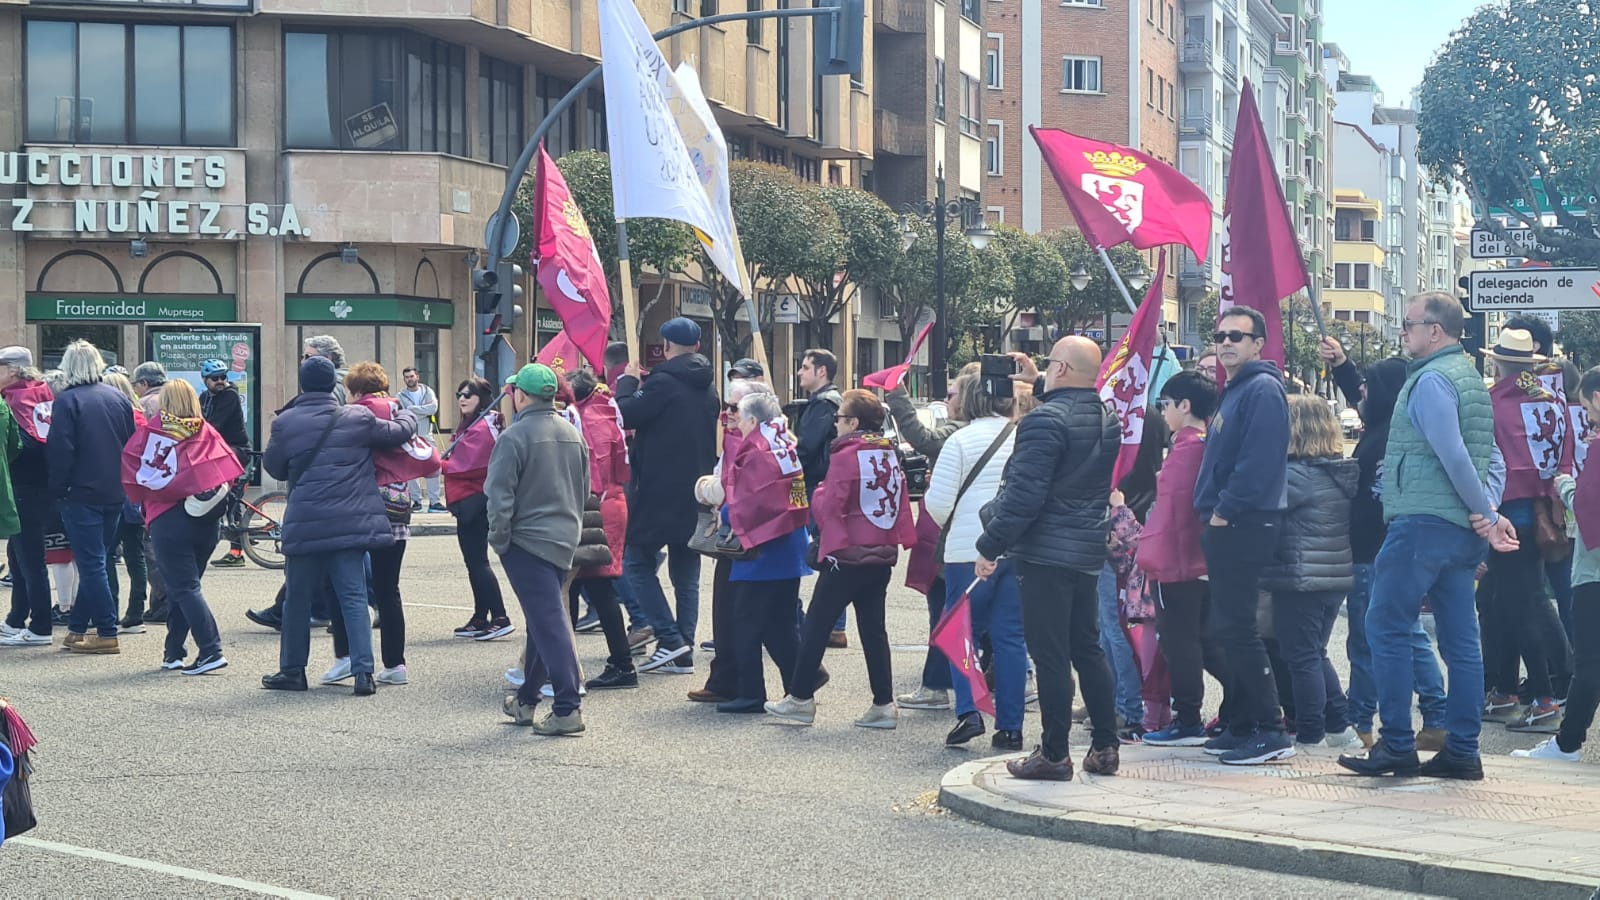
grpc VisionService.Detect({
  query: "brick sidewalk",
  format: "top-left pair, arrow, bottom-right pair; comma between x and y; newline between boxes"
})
940,744 -> 1600,898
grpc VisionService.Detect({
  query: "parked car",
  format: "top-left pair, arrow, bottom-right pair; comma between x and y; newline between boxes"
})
1339,407 -> 1362,439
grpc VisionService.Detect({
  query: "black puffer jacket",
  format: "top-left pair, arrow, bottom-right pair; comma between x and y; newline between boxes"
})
615,353 -> 719,546
975,386 -> 1117,573
1260,457 -> 1359,593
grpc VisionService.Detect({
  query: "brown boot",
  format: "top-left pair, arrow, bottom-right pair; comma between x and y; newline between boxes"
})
687,688 -> 730,703
1083,744 -> 1121,775
68,634 -> 120,655
1415,727 -> 1446,752
61,632 -> 86,650
1006,746 -> 1074,781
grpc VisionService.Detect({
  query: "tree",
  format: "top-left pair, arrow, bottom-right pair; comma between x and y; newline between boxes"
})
1559,310 -> 1600,368
681,162 -> 841,368
512,150 -> 701,338
1039,230 -> 1147,336
1196,290 -> 1220,336
881,215 -> 978,353
1280,294 -> 1324,388
991,225 -> 1068,331
1417,0 -> 1600,265
791,186 -> 896,350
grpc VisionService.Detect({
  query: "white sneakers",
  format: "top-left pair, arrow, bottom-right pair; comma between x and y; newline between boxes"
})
895,686 -> 951,710
764,695 -> 817,724
377,665 -> 409,685
854,703 -> 899,730
321,657 -> 354,684
538,682 -> 589,699
1323,727 -> 1363,749
1510,738 -> 1581,762
639,644 -> 692,673
505,666 -> 527,688
0,630 -> 51,647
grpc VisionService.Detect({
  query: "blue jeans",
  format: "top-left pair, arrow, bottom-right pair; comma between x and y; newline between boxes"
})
624,541 -> 700,650
1368,515 -> 1487,756
62,502 -> 123,639
283,547 -> 371,674
1346,562 -> 1447,734
1097,562 -> 1144,724
946,561 -> 1025,731
613,560 -> 646,631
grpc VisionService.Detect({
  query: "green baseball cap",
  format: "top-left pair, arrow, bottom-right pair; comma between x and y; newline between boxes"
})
506,363 -> 559,399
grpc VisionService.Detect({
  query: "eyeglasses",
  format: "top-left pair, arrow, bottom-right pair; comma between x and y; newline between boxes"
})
1155,398 -> 1174,411
1213,330 -> 1258,345
302,352 -> 317,360
204,374 -> 228,382
456,391 -> 476,399
1046,358 -> 1070,371
1402,318 -> 1439,330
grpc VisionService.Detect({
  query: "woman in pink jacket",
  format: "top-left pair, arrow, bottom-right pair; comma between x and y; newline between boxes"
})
1137,371 -> 1230,747
766,390 -> 916,730
564,369 -> 637,691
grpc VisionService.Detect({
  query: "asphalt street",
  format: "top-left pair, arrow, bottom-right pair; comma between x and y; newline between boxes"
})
0,535 -> 1557,897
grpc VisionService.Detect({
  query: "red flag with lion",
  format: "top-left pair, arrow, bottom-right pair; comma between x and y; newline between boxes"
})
1096,251 -> 1168,490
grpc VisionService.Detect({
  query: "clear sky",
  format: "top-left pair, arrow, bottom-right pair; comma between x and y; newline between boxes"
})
1321,0 -> 1492,106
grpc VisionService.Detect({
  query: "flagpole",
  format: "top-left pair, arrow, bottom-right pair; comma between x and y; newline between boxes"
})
616,219 -> 641,364
1097,245 -> 1177,387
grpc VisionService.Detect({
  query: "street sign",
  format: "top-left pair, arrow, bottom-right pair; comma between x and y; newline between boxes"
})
485,212 -> 520,260
773,294 -> 801,324
1483,177 -> 1598,218
1470,227 -> 1571,260
1466,267 -> 1600,312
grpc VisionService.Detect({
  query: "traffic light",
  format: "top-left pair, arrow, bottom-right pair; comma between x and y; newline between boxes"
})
472,267 -> 500,316
493,260 -> 524,334
813,0 -> 864,79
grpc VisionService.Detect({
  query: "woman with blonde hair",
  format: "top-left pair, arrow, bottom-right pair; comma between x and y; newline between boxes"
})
121,378 -> 243,673
1259,394 -> 1359,747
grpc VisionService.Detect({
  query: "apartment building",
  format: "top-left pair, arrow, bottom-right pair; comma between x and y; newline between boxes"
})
1328,189 -> 1387,328
0,0 -> 875,425
982,0 -> 1181,333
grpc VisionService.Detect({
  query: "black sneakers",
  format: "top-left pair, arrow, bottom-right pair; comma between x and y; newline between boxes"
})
585,665 -> 639,691
182,652 -> 228,676
261,669 -> 308,691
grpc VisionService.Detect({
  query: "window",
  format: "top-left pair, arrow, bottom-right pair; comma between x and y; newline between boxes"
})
984,34 -> 1003,89
986,205 -> 1005,224
536,74 -> 579,157
1354,265 -> 1371,290
792,155 -> 820,182
747,0 -> 763,43
1061,55 -> 1102,93
1335,262 -> 1351,288
776,0 -> 790,129
1361,220 -> 1376,241
985,119 -> 1003,175
477,55 -> 524,165
1167,82 -> 1176,120
960,0 -> 980,22
25,20 -> 234,146
673,0 -> 692,12
761,144 -> 786,165
285,31 -> 465,154
729,133 -> 751,160
1146,68 -> 1155,107
1276,14 -> 1295,52
959,74 -> 980,136
585,90 -> 609,152
701,0 -> 719,14
1147,0 -> 1156,23
1157,75 -> 1167,114
933,58 -> 946,121
1061,0 -> 1103,5
1186,86 -> 1204,115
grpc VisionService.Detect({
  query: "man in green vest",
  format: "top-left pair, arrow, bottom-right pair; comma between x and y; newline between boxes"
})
1339,291 -> 1516,781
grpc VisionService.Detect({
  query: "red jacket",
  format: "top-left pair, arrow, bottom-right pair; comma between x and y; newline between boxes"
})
1135,425 -> 1207,583
812,432 -> 917,565
573,390 -> 629,580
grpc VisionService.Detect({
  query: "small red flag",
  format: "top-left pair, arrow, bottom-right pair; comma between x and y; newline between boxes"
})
536,330 -> 584,374
1031,126 -> 1212,260
532,144 -> 613,374
863,321 -> 935,392
929,586 -> 995,716
1218,81 -> 1312,370
1096,251 -> 1168,490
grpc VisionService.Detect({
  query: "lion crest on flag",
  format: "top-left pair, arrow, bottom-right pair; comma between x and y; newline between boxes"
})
1079,150 -> 1149,232
136,432 -> 181,490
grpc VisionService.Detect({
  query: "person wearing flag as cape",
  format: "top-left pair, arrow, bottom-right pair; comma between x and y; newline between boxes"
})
974,337 -> 1122,781
0,348 -> 54,648
121,379 -> 244,674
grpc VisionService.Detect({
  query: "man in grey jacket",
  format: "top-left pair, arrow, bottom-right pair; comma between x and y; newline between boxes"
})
487,363 -> 590,736
398,367 -> 444,512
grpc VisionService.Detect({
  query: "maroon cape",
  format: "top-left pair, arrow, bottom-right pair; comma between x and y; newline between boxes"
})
357,396 -> 440,486
1,381 -> 53,443
726,418 -> 810,549
121,417 -> 245,525
812,432 -> 917,561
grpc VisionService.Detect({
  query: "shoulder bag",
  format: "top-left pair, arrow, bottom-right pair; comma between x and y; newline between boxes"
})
933,421 -> 1015,562
287,409 -> 341,498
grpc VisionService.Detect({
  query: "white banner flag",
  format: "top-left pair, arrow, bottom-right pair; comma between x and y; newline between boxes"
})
671,62 -> 749,297
597,0 -> 737,286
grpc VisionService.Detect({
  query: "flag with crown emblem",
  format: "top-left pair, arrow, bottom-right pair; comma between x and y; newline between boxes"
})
1096,251 -> 1168,490
532,144 -> 613,374
1030,127 -> 1212,259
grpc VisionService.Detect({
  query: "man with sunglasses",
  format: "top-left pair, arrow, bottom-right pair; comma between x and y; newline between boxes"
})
1193,305 -> 1295,766
201,359 -> 252,569
1340,292 -> 1513,781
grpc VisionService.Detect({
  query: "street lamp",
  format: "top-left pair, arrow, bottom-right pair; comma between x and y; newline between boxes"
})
900,162 -> 991,398
1068,260 -> 1149,350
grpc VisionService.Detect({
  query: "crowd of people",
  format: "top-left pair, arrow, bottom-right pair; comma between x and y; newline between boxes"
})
1,290 -> 1597,775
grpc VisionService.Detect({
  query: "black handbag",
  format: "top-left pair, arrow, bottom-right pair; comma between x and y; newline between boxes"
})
1,712 -> 37,839
688,506 -> 758,561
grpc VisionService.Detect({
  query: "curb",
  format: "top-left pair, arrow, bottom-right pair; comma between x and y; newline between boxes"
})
938,760 -> 1598,900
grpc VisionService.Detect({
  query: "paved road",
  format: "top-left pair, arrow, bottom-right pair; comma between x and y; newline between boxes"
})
2,537 -> 1459,896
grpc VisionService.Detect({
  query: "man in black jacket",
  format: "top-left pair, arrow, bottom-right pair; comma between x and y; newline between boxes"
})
1193,305 -> 1294,766
975,336 -> 1121,781
795,348 -> 841,502
616,318 -> 720,673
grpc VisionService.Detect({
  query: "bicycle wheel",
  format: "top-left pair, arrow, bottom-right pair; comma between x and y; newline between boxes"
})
240,491 -> 289,570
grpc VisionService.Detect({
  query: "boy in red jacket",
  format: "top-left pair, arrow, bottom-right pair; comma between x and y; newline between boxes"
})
1138,371 -> 1230,746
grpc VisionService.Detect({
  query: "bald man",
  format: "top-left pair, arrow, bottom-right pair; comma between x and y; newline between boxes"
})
976,336 -> 1123,781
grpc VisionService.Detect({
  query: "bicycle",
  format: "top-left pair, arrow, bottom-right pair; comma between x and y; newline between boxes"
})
220,451 -> 289,570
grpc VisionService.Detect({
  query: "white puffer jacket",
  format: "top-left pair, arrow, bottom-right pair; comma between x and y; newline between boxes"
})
924,415 -> 1016,564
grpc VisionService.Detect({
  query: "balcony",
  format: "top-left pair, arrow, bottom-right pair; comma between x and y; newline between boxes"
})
1221,123 -> 1235,145
1179,257 -> 1214,287
1180,40 -> 1214,73
874,109 -> 926,158
1220,0 -> 1239,22
874,0 -> 927,33
1223,55 -> 1239,82
1180,113 -> 1213,138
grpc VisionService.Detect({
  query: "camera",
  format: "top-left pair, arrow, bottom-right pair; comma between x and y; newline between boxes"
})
980,354 -> 1017,399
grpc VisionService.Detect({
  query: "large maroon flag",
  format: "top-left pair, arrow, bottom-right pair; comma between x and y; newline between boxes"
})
1096,251 -> 1168,490
536,330 -> 585,374
1031,127 -> 1212,260
930,586 -> 995,716
1,381 -> 53,443
532,144 -> 613,373
1218,81 -> 1312,369
121,418 -> 244,503
725,418 -> 810,548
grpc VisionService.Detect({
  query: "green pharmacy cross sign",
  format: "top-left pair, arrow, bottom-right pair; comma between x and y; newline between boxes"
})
284,295 -> 455,327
